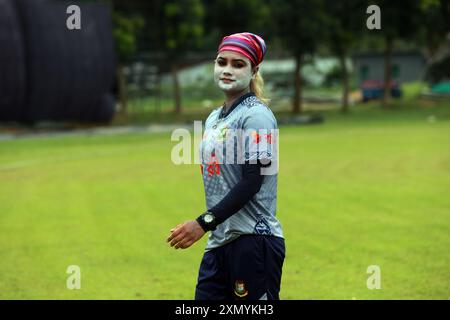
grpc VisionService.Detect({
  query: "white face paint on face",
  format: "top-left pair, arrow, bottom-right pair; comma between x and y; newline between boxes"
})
213,51 -> 254,94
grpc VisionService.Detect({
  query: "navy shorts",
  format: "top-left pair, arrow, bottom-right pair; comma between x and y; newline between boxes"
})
195,235 -> 285,300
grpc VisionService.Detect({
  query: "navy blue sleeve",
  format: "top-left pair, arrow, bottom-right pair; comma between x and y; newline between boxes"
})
205,160 -> 270,226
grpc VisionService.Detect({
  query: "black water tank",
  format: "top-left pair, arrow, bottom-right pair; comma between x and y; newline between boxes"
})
2,0 -> 116,123
0,0 -> 27,122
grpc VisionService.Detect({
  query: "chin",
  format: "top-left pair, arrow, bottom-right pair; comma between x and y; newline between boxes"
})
218,84 -> 236,92
219,84 -> 248,94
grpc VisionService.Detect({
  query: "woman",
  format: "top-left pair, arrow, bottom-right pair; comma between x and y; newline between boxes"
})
167,32 -> 285,300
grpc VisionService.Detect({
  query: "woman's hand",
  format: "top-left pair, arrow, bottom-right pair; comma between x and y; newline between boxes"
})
167,220 -> 206,249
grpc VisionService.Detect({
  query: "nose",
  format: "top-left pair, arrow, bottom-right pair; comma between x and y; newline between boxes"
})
222,64 -> 233,75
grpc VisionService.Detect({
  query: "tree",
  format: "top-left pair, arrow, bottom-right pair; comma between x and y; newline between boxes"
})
324,0 -> 366,113
162,0 -> 204,114
270,0 -> 327,114
204,0 -> 271,40
417,0 -> 449,63
375,0 -> 422,106
112,11 -> 144,115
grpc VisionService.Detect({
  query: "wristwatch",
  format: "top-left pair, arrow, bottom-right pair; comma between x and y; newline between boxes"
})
196,211 -> 217,232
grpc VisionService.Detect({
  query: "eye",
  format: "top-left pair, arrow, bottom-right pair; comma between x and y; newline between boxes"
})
217,60 -> 226,66
233,62 -> 245,68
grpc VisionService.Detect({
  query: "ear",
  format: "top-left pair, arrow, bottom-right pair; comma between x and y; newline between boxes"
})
252,66 -> 259,77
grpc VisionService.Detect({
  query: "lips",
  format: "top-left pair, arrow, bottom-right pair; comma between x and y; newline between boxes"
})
221,78 -> 235,83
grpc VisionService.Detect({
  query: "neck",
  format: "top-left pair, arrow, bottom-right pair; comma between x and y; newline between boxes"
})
223,88 -> 251,112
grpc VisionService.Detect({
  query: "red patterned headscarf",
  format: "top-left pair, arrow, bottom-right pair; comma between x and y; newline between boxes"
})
217,32 -> 267,67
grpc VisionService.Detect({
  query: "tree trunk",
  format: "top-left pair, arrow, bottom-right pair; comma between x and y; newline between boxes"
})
383,36 -> 393,107
171,62 -> 181,114
293,54 -> 303,114
117,63 -> 127,115
339,50 -> 349,113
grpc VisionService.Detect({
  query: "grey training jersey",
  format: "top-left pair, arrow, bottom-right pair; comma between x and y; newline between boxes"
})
199,94 -> 283,251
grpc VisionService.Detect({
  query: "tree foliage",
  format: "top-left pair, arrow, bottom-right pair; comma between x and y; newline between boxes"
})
112,11 -> 145,63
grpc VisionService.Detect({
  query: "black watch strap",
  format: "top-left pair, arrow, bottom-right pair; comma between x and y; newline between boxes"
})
196,211 -> 217,232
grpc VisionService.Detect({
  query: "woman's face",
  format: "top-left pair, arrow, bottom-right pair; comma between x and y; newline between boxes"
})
214,51 -> 255,94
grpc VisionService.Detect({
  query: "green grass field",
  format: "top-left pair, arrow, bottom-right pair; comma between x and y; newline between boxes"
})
0,100 -> 449,299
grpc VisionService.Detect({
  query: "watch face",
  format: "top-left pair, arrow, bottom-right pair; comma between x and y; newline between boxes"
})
204,214 -> 214,224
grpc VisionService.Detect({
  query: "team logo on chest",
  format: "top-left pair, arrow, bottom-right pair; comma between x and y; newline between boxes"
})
216,124 -> 230,141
